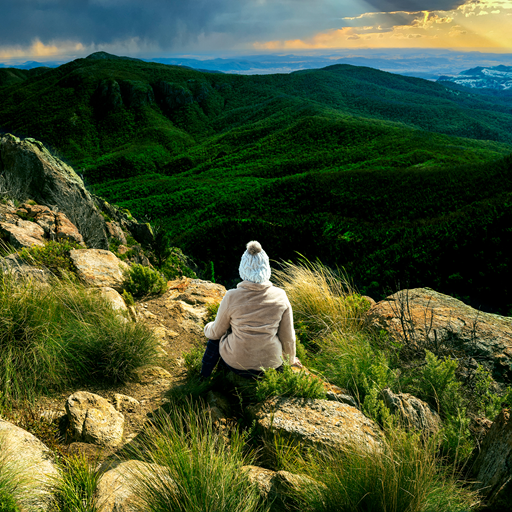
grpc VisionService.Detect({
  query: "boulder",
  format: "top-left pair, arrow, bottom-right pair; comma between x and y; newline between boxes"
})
472,408 -> 512,508
249,397 -> 383,454
95,460 -> 174,512
367,288 -> 512,381
114,393 -> 140,413
381,388 -> 442,436
243,465 -> 325,509
55,211 -> 84,244
66,391 -> 125,447
0,219 -> 46,248
167,277 -> 226,306
69,249 -> 129,291
97,286 -> 128,313
0,134 -> 108,248
0,418 -> 59,510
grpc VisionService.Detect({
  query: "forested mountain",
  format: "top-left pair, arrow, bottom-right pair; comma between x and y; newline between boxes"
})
1,52 -> 511,313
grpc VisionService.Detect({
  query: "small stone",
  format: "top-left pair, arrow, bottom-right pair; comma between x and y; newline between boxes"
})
114,393 -> 140,413
132,365 -> 172,384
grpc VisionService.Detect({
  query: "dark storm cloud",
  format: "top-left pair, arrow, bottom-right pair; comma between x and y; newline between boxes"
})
0,0 -> 470,49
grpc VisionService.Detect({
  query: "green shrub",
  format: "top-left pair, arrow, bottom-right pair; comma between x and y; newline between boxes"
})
122,290 -> 135,307
0,273 -> 158,402
127,402 -> 268,512
160,249 -> 197,281
205,302 -> 220,323
122,263 -> 167,298
255,364 -> 327,402
53,453 -> 100,512
183,342 -> 206,378
18,240 -> 82,276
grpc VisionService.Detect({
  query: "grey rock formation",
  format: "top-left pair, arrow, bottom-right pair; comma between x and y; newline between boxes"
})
248,397 -> 383,454
381,388 -> 442,436
367,288 -> 512,382
66,391 -> 125,447
154,81 -> 194,111
472,408 -> 512,508
0,134 -> 108,248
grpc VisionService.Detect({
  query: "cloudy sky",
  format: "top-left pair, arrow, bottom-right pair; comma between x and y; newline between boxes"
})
1,0 -> 511,62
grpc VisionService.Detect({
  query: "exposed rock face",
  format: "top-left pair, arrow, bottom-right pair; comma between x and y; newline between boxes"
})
97,286 -> 128,313
0,419 -> 59,510
95,460 -> 174,512
472,408 -> 512,508
120,80 -> 155,108
69,249 -> 129,291
95,79 -> 123,112
106,221 -> 127,245
0,134 -> 108,248
367,288 -> 512,381
66,391 -> 125,447
249,397 -> 383,453
381,388 -> 442,436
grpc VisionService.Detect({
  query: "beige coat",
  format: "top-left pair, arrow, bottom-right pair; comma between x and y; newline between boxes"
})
204,280 -> 296,371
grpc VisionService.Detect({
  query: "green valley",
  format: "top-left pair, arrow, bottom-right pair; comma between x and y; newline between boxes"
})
1,52 -> 511,313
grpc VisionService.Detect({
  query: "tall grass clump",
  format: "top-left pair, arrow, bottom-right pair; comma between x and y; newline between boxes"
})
52,453 -> 100,512
127,401 -> 268,512
272,429 -> 477,512
0,272 -> 158,403
273,260 -> 371,341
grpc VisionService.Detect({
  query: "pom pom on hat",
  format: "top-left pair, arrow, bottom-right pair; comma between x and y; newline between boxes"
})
239,241 -> 271,283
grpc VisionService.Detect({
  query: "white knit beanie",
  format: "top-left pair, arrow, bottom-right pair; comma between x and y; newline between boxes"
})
239,241 -> 271,284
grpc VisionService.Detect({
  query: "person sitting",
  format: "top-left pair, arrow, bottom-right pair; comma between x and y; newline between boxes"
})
200,240 -> 300,379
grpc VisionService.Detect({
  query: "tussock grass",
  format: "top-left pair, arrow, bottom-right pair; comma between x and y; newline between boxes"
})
0,272 -> 158,403
272,429 -> 478,512
127,401 -> 268,512
273,260 -> 371,341
52,453 -> 100,512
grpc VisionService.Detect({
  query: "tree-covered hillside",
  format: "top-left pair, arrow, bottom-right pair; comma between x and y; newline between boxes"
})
1,53 -> 511,313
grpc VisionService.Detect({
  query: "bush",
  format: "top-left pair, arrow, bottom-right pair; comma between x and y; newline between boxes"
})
18,240 -> 83,276
126,402 -> 267,512
122,263 -> 167,298
254,364 -> 327,402
0,273 -> 158,402
159,248 -> 197,281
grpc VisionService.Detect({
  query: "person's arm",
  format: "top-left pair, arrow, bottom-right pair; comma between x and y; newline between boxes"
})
277,299 -> 296,364
204,292 -> 232,340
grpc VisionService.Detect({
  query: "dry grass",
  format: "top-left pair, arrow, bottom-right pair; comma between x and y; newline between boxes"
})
272,259 -> 370,341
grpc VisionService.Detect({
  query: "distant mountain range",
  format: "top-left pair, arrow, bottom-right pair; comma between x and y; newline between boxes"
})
438,65 -> 512,90
1,52 -> 512,312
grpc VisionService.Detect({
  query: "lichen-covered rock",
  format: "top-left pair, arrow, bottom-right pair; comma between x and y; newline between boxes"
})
0,419 -> 59,510
69,249 -> 129,291
95,460 -> 175,512
367,288 -> 512,382
472,408 -> 512,508
0,134 -> 108,248
66,391 -> 125,447
132,365 -> 172,384
249,397 -> 383,453
381,388 -> 441,436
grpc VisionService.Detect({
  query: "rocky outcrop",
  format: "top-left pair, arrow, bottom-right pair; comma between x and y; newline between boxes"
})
120,80 -> 155,108
66,391 -> 125,447
97,286 -> 128,313
154,81 -> 194,112
0,253 -> 51,281
94,79 -> 123,112
381,388 -> 442,436
0,134 -> 108,248
0,219 -> 46,248
0,419 -> 59,510
249,397 -> 383,454
472,408 -> 512,508
69,249 -> 129,291
367,288 -> 512,382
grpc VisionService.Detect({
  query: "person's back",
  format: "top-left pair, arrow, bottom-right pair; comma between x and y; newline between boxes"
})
201,241 -> 298,379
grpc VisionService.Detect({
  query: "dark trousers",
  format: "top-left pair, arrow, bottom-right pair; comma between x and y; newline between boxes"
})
200,339 -> 283,380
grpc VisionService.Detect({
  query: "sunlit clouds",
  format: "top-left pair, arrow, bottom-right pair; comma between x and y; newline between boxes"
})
253,0 -> 512,50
